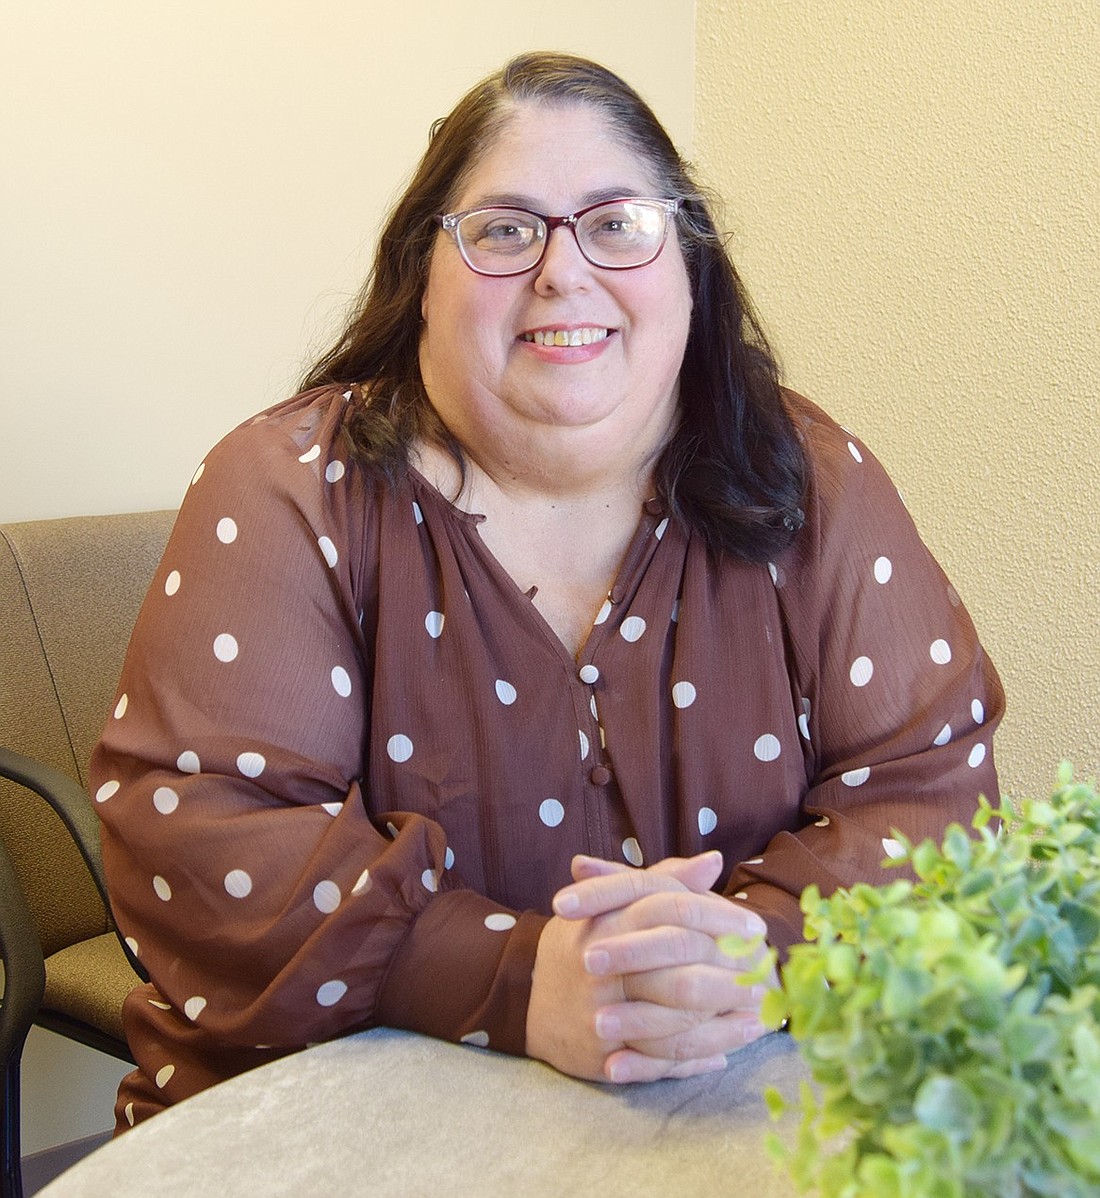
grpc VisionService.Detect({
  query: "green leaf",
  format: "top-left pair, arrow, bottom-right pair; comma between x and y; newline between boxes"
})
913,1075 -> 980,1137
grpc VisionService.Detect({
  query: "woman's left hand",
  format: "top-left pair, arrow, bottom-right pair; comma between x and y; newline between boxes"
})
551,851 -> 777,1083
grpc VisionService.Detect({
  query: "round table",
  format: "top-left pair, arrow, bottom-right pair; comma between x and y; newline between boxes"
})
41,1029 -> 806,1196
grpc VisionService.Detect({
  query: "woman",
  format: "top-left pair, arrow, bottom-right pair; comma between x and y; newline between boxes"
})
92,52 -> 1003,1129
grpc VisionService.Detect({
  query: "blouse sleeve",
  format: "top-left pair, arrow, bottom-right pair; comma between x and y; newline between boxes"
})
723,397 -> 1005,952
92,393 -> 544,1102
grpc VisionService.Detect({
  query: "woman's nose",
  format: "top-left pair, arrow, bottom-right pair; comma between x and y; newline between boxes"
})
532,225 -> 592,294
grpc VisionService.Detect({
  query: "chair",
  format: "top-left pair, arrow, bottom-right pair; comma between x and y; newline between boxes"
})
0,510 -> 175,1198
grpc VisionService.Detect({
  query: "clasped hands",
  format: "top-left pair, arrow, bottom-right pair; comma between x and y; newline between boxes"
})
525,850 -> 776,1084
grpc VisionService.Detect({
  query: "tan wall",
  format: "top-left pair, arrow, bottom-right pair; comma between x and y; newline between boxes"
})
695,1 -> 1099,801
2,1 -> 694,524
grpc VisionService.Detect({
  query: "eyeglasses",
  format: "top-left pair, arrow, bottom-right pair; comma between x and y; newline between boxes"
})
436,197 -> 682,277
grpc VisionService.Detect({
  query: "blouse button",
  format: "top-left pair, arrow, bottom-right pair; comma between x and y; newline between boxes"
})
578,664 -> 599,684
589,765 -> 612,786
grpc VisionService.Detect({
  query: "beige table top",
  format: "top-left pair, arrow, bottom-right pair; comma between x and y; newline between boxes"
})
43,1028 -> 805,1197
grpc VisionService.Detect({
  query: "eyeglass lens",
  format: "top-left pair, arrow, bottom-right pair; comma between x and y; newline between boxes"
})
454,199 -> 672,275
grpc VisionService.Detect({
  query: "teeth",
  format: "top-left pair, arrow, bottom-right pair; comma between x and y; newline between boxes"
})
524,328 -> 609,346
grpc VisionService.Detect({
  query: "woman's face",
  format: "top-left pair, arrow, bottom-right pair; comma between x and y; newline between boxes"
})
418,101 -> 692,479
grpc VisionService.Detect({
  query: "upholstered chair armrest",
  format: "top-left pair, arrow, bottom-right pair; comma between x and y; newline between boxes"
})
0,831 -> 46,1067
0,747 -> 147,983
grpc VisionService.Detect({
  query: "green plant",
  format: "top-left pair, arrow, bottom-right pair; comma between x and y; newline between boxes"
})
754,764 -> 1100,1197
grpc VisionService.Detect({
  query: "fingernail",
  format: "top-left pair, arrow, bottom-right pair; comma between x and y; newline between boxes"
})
744,913 -> 767,937
608,1059 -> 630,1083
595,1012 -> 622,1039
584,948 -> 610,975
554,892 -> 579,916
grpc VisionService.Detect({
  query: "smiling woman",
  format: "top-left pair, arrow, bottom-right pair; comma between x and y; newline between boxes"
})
90,51 -> 1004,1132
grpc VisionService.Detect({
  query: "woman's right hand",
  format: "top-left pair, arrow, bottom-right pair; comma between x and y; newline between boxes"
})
525,852 -> 773,1083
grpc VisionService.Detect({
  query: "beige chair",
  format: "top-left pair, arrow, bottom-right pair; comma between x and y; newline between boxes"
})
0,510 -> 175,1198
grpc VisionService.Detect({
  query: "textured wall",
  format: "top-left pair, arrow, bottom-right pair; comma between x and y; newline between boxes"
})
695,1 -> 1099,800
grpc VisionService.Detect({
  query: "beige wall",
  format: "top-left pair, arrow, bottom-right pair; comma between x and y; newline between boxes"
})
2,1 -> 694,524
695,1 -> 1099,801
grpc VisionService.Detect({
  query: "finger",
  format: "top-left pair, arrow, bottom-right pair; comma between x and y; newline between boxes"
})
647,851 -> 725,894
570,855 -> 631,883
604,1049 -> 730,1085
620,965 -> 768,1017
584,891 -> 765,955
621,1009 -> 769,1069
596,995 -> 762,1043
554,856 -> 748,922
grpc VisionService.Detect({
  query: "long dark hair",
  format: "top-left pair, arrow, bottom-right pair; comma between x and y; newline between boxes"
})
302,52 -> 806,561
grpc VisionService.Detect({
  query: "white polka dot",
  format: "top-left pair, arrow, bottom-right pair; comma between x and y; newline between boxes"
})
153,786 -> 179,814
165,570 -> 181,596
698,807 -> 718,836
114,693 -> 128,719
316,980 -> 347,1007
386,822 -> 399,838
412,502 -> 424,525
495,679 -> 517,705
95,780 -> 120,803
671,598 -> 681,623
579,663 -> 599,684
444,847 -> 455,869
873,556 -> 893,584
321,802 -> 342,817
579,730 -> 590,760
387,734 -> 414,763
933,723 -> 953,746
352,868 -> 371,894
331,666 -> 352,697
313,880 -> 341,913
849,656 -> 874,687
620,615 -> 646,643
298,444 -> 321,464
325,460 -> 346,483
733,891 -> 749,900
124,1102 -> 135,1127
213,633 -> 239,662
743,858 -> 764,866
125,937 -> 140,957
815,816 -> 831,827
153,876 -> 172,901
594,598 -> 612,625
971,699 -> 985,724
590,694 -> 599,720
882,838 -> 907,859
216,517 -> 238,544
622,837 -> 644,866
968,743 -> 987,768
847,441 -> 863,463
930,639 -> 952,665
539,799 -> 565,827
177,750 -> 201,774
768,562 -> 778,585
842,767 -> 871,787
236,751 -> 266,778
655,517 -> 669,539
754,733 -> 782,762
155,1064 -> 175,1089
672,680 -> 697,709
184,996 -> 206,1022
318,536 -> 338,568
191,462 -> 205,486
425,611 -> 445,638
224,869 -> 253,898
421,868 -> 439,892
798,713 -> 811,740
484,913 -> 517,932
342,389 -> 353,401
461,1030 -> 489,1047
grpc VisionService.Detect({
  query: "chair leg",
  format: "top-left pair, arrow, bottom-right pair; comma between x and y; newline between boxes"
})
1,1059 -> 23,1198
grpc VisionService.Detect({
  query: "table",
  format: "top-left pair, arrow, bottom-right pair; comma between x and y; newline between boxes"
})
41,1028 -> 807,1196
